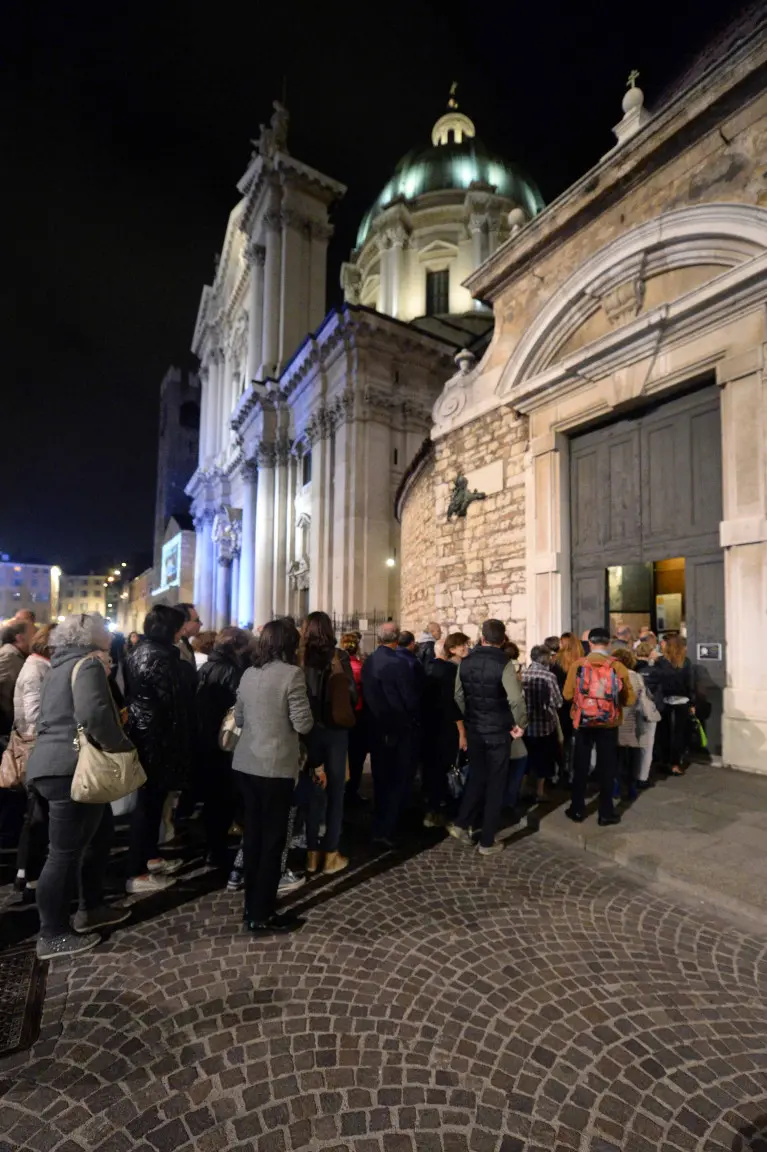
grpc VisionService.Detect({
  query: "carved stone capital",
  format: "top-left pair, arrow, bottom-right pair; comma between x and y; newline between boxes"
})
274,438 -> 292,466
263,211 -> 281,232
245,242 -> 266,267
307,219 -> 334,242
256,441 -> 276,467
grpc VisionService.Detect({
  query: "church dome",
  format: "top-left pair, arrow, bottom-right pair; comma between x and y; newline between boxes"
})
356,103 -> 544,248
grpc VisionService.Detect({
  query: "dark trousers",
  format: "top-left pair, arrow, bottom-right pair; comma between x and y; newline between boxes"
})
305,727 -> 349,852
236,772 -> 294,921
0,787 -> 27,850
661,704 -> 690,767
128,781 -> 168,877
202,753 -> 238,859
16,788 -> 50,883
370,728 -> 415,841
422,726 -> 457,811
526,732 -> 559,781
346,714 -> 368,798
31,776 -> 113,939
457,733 -> 511,848
572,727 -> 619,819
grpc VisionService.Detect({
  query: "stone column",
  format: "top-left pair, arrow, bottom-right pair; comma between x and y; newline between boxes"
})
272,440 -> 289,615
220,346 -> 233,452
254,445 -> 275,625
238,463 -> 257,626
198,365 -> 212,466
210,351 -> 223,461
377,234 -> 391,314
245,245 -> 265,385
389,226 -> 407,320
284,452 -> 298,612
279,211 -> 308,366
215,552 -> 231,630
260,211 -> 282,380
196,513 -> 215,625
308,219 -> 333,332
308,413 -> 332,610
230,551 -> 240,626
717,347 -> 767,772
527,431 -> 569,650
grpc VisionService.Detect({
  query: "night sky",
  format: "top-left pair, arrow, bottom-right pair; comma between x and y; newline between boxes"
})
3,0 -> 742,572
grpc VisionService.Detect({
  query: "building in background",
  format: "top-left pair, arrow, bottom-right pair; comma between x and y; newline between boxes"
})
153,367 -> 200,573
0,556 -> 54,623
186,95 -> 541,628
58,572 -> 107,618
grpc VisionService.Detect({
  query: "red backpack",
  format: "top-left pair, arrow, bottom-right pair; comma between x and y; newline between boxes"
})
573,658 -> 621,727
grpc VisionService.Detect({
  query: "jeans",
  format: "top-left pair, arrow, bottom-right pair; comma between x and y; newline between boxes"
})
370,728 -> 415,841
305,727 -> 349,852
661,704 -> 689,767
31,776 -> 113,939
457,733 -> 511,848
572,727 -> 619,819
346,714 -> 368,798
504,755 -> 528,810
128,781 -> 168,877
638,723 -> 657,781
236,772 -> 294,921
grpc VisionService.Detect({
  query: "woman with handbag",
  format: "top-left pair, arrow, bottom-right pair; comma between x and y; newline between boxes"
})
300,612 -> 357,876
25,614 -> 134,960
612,647 -> 661,799
197,626 -> 253,867
654,635 -> 696,776
233,617 -> 314,934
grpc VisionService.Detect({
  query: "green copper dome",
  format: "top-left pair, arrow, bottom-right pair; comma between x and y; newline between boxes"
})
356,126 -> 544,249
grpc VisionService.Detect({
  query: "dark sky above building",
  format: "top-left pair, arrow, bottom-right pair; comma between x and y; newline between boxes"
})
3,0 -> 742,570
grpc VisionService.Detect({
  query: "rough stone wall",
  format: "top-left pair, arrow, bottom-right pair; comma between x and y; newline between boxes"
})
400,404 -> 529,646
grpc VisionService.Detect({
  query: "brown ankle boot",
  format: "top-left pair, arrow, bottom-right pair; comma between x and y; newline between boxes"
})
322,851 -> 349,875
306,851 -> 323,874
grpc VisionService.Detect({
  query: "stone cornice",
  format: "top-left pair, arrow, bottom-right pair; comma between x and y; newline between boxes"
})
465,35 -> 767,303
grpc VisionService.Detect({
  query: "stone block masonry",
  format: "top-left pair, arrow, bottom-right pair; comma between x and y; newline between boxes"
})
400,403 -> 529,645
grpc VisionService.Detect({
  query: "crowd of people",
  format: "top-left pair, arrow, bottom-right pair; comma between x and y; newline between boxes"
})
0,604 -> 703,961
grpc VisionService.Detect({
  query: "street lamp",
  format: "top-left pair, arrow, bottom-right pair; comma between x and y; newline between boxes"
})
386,558 -> 396,568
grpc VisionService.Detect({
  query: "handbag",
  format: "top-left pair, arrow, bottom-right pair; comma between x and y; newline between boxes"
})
447,759 -> 468,801
0,728 -> 35,790
219,706 -> 241,752
70,658 -> 146,804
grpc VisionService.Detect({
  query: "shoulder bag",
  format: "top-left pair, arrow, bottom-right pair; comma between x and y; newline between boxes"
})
324,652 -> 356,730
0,728 -> 36,790
219,706 -> 241,752
70,658 -> 146,804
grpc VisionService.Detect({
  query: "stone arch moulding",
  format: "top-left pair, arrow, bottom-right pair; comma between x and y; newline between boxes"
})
497,203 -> 767,405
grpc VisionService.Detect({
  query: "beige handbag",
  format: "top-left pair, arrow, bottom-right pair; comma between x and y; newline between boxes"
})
0,728 -> 35,790
70,658 -> 146,804
218,706 -> 241,753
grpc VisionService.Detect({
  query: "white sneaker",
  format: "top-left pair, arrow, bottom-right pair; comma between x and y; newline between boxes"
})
126,874 -> 177,895
278,869 -> 306,896
147,858 -> 184,876
478,841 -> 504,857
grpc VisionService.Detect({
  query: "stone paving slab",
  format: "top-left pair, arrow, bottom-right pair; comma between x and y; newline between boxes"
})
1,827 -> 767,1152
536,762 -> 767,929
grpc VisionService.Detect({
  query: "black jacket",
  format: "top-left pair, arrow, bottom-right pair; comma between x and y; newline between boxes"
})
423,659 -> 461,730
362,644 -> 420,734
458,645 -> 513,740
415,639 -> 436,672
126,638 -> 197,789
653,657 -> 695,702
197,649 -> 248,755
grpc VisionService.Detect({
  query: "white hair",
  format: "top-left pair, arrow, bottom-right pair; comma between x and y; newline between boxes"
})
50,612 -> 107,650
378,622 -> 399,644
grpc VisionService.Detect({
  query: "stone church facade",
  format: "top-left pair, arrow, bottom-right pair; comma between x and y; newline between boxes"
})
397,18 -> 767,772
186,96 -> 541,629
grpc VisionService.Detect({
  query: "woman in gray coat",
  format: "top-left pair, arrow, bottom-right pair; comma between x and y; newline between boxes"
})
233,617 -> 313,934
26,614 -> 133,959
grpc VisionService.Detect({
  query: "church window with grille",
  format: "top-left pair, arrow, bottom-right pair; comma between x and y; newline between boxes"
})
425,269 -> 449,316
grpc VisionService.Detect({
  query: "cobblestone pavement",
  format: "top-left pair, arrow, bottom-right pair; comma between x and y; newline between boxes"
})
1,834 -> 767,1152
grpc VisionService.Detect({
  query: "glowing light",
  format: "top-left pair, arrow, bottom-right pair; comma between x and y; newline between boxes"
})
51,565 -> 61,577
103,582 -> 108,587
113,569 -> 121,576
386,558 -> 396,568
107,576 -> 115,583
121,562 -> 127,567
57,615 -> 65,622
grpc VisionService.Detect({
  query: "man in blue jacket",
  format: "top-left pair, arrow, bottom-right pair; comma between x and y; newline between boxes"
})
362,622 -> 420,846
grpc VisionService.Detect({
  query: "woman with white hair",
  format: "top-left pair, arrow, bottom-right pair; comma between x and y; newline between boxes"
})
25,613 -> 133,960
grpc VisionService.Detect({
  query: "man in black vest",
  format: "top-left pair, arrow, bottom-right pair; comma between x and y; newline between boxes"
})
448,619 -> 527,856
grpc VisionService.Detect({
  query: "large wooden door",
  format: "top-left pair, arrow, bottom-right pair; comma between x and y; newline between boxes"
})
569,384 -> 725,751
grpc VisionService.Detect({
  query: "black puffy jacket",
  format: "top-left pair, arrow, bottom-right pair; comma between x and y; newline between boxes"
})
459,645 -> 513,740
125,638 -> 197,789
197,649 -> 248,755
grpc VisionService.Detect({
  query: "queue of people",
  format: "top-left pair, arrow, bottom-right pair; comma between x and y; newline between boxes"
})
0,602 -> 705,960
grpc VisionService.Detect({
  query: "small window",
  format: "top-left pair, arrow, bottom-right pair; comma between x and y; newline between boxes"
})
302,450 -> 312,486
425,269 -> 449,316
180,401 -> 200,430
393,449 -> 399,466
